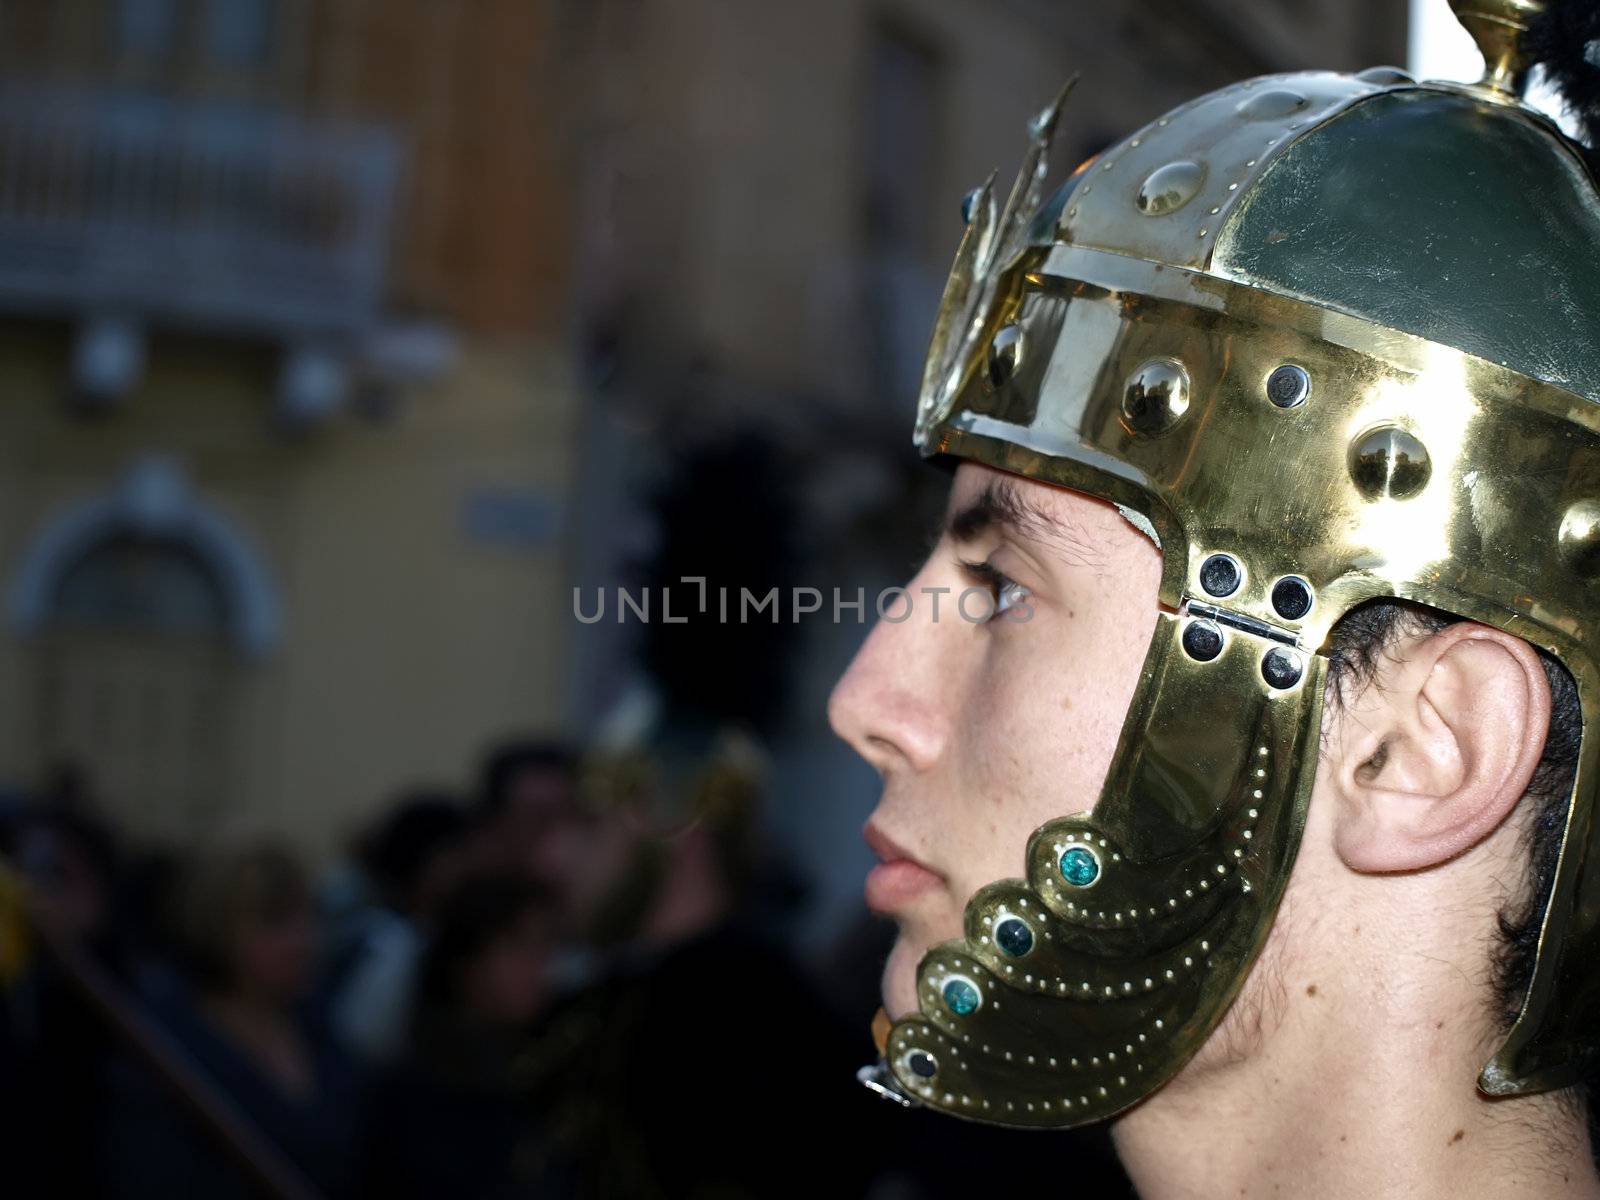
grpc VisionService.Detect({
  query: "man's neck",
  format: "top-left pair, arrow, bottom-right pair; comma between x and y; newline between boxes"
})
1109,926 -> 1600,1199
1116,1057 -> 1597,1199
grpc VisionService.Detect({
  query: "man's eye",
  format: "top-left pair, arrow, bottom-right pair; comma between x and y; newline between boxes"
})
994,579 -> 1030,619
960,559 -> 1030,622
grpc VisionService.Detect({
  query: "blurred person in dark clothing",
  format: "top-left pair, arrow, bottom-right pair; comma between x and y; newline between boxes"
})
101,837 -> 362,1199
11,803 -> 119,950
327,791 -> 469,1063
531,730 -> 879,1199
3,801 -> 130,1198
468,739 -> 614,993
472,739 -> 580,877
505,431 -> 884,1196
362,873 -> 568,1199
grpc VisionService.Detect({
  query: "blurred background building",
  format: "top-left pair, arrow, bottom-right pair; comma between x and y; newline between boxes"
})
0,0 -> 1405,908
0,3 -> 1443,1198
0,1 -> 574,850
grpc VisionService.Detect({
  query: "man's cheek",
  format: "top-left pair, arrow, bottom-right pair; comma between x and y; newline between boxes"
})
970,676 -> 1061,822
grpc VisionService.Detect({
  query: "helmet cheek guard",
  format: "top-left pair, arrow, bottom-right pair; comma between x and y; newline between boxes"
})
864,1 -> 1600,1126
889,604 -> 1321,1124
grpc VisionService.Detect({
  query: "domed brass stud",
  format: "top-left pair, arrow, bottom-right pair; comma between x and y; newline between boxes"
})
1558,499 -> 1600,578
1355,66 -> 1414,85
1121,357 -> 1190,435
1237,89 -> 1309,119
988,323 -> 1024,388
1349,425 -> 1431,500
1136,160 -> 1206,217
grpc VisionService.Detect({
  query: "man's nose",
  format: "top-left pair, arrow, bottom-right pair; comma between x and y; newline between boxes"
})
827,601 -> 949,776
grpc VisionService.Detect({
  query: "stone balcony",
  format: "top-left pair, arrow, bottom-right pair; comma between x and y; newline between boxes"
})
0,82 -> 401,338
0,83 -> 439,418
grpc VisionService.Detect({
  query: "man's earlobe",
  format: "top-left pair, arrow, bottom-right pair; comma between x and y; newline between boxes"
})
1331,623 -> 1552,874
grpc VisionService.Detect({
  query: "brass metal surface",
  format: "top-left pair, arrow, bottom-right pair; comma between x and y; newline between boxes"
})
1120,357 -> 1191,437
1447,0 -> 1546,95
914,78 -> 1076,451
889,614 -> 1322,1125
1214,89 -> 1600,405
1052,72 -> 1394,271
1033,69 -> 1600,406
897,236 -> 1600,1120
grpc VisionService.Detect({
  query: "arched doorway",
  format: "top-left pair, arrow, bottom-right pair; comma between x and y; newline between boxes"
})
36,533 -> 233,836
10,456 -> 280,840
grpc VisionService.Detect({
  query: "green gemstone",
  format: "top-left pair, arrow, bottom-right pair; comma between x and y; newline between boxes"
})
942,977 -> 981,1015
1060,845 -> 1100,887
995,916 -> 1034,957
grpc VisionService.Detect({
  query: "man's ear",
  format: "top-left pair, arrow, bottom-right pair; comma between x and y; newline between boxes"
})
1329,622 -> 1552,874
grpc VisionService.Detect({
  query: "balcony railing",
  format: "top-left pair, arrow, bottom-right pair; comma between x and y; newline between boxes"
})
0,84 -> 401,339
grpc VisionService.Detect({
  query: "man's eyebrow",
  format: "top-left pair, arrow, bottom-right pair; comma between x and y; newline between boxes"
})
947,480 -> 1048,542
944,479 -> 1104,568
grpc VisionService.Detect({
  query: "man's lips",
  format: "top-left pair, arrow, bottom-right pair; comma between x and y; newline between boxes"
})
864,821 -> 944,913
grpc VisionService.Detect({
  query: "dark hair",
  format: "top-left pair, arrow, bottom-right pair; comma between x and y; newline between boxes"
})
477,739 -> 578,818
415,874 -> 551,1012
1324,599 -> 1586,1129
358,790 -> 467,910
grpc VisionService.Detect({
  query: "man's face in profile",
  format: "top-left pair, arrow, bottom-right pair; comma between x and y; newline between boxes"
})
826,453 -> 1580,1191
829,461 -> 1163,1016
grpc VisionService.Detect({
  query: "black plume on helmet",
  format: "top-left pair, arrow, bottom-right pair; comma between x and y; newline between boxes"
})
1525,0 -> 1600,148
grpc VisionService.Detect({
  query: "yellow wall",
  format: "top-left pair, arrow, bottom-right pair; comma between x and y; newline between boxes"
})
0,323 -> 578,856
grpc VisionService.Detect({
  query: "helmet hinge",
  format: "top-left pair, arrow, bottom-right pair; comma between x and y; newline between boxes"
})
1184,598 -> 1301,649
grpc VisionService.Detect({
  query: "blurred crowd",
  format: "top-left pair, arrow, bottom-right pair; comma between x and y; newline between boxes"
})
0,736 -> 848,1198
0,733 -> 1130,1200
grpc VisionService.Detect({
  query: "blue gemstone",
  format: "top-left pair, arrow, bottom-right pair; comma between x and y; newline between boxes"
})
995,916 -> 1034,957
942,977 -> 981,1015
1060,846 -> 1100,887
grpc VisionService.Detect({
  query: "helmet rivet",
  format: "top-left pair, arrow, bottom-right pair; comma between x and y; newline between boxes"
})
908,1050 -> 939,1079
1136,160 -> 1206,216
1270,576 -> 1314,621
1182,619 -> 1224,662
988,323 -> 1025,388
1558,500 -> 1600,577
1121,357 -> 1190,435
995,916 -> 1035,957
1237,89 -> 1309,120
1262,647 -> 1303,690
1265,364 -> 1310,408
1349,426 -> 1431,500
1355,65 -> 1414,85
1199,553 -> 1242,598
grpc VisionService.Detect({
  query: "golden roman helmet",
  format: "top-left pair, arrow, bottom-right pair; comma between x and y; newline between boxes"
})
862,0 -> 1600,1126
